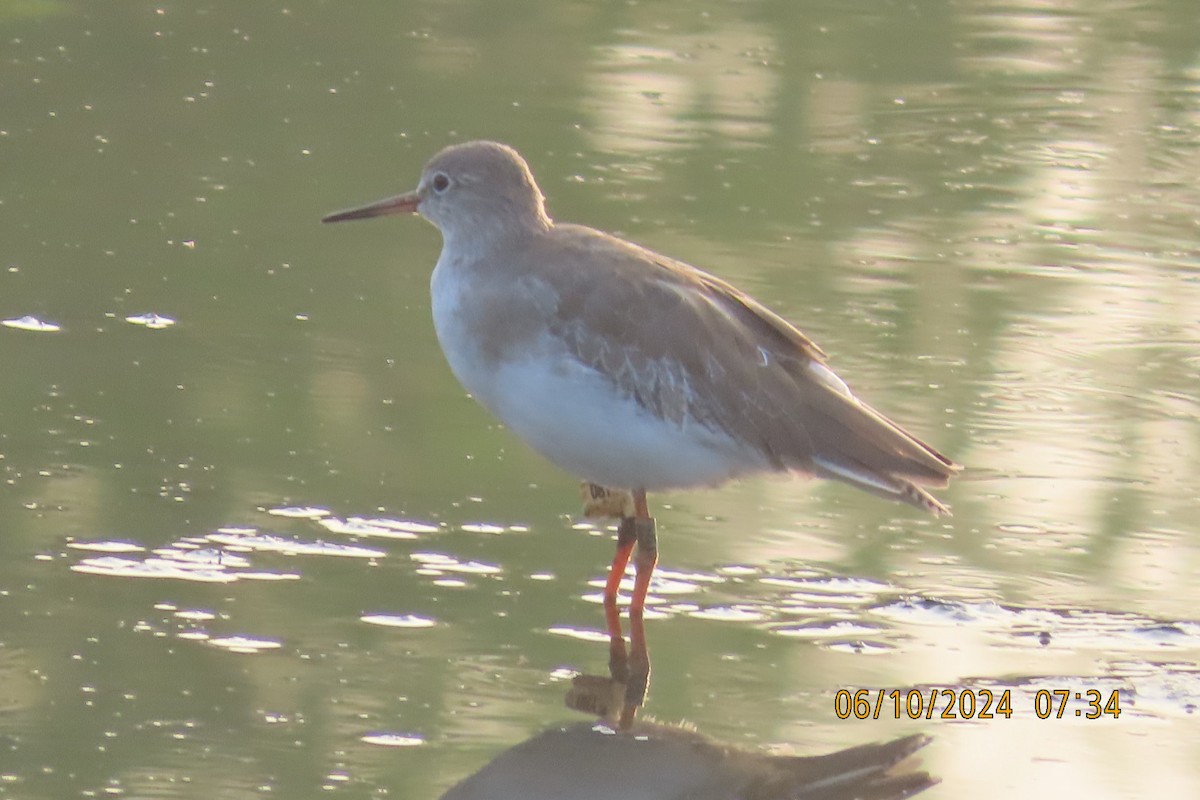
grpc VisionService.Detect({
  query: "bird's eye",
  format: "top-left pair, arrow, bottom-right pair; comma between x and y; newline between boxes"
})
431,173 -> 451,193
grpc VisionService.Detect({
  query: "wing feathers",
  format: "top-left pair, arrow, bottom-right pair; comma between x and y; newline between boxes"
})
537,226 -> 959,513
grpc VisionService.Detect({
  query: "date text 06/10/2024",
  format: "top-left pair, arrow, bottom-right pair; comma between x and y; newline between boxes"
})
834,688 -> 1123,721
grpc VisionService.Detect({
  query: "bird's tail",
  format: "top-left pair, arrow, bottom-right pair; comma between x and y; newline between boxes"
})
760,732 -> 938,800
812,454 -> 953,516
794,375 -> 960,515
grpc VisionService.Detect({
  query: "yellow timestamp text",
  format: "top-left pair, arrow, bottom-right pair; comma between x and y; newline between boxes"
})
833,688 -> 1122,720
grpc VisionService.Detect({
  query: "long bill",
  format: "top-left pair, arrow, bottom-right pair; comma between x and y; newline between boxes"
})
321,190 -> 420,223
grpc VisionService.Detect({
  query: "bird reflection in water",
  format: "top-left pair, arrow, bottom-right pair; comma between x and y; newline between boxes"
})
437,636 -> 938,800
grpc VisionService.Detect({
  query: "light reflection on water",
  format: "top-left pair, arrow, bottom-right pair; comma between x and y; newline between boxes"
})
58,513 -> 1200,718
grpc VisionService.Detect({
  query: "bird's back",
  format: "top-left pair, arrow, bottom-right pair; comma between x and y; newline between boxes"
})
519,223 -> 958,511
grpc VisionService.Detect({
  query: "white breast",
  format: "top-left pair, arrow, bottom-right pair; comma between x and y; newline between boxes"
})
430,254 -> 485,392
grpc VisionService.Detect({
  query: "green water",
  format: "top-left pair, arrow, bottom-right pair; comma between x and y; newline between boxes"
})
2,2 -> 1199,798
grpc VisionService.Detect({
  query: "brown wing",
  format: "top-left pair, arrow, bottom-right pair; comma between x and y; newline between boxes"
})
538,225 -> 959,513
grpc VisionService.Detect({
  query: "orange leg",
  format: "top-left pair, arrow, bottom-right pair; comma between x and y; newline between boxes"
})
603,519 -> 637,682
619,488 -> 656,728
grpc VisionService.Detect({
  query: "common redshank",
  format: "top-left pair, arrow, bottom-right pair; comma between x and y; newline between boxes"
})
323,141 -> 959,715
